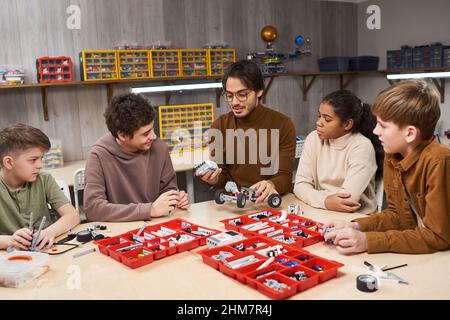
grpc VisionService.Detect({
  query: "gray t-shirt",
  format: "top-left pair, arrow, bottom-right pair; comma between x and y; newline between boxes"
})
0,172 -> 69,235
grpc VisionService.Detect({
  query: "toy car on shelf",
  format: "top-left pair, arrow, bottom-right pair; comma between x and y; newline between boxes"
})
214,181 -> 282,208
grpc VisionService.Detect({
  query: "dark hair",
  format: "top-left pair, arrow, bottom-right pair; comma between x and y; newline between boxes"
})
372,79 -> 440,140
222,60 -> 265,93
322,90 -> 384,179
104,93 -> 155,138
0,123 -> 50,167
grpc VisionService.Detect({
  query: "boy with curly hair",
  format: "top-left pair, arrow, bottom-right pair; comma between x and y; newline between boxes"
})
84,93 -> 189,222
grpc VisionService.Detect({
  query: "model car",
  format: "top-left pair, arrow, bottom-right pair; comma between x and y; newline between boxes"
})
214,181 -> 282,208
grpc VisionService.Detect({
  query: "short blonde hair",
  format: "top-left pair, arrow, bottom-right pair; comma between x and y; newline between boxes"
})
372,80 -> 440,139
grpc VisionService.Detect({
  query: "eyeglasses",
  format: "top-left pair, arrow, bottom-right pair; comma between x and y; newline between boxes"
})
222,90 -> 252,103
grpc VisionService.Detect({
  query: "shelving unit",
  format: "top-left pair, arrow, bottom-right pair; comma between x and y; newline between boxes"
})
208,49 -> 236,76
79,50 -> 118,81
36,56 -> 73,83
117,50 -> 151,80
2,68 -> 448,122
180,49 -> 208,77
151,50 -> 181,77
158,103 -> 214,153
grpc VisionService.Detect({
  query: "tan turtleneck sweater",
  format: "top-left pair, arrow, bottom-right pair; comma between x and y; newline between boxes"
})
294,130 -> 377,214
210,104 -> 296,194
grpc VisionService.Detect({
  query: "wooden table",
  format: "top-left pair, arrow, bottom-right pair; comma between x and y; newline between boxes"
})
1,194 -> 449,300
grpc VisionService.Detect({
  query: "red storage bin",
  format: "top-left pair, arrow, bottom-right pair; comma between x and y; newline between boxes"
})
160,219 -> 219,246
279,265 -> 320,292
198,246 -> 241,270
36,56 -> 73,83
121,247 -> 154,269
301,257 -> 344,282
256,272 -> 298,300
245,264 -> 287,289
218,252 -> 265,279
220,216 -> 259,232
95,219 -> 214,269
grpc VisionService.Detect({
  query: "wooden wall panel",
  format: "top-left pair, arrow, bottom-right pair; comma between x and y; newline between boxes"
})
0,0 -> 358,161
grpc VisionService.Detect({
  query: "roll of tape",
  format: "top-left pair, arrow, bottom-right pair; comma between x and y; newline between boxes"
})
356,274 -> 378,292
76,230 -> 92,243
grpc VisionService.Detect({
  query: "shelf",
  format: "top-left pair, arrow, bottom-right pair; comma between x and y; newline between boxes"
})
261,68 -> 449,103
4,68 -> 446,122
0,76 -> 222,121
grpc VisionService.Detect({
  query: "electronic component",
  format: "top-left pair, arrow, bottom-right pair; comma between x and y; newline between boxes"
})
194,160 -> 218,176
206,231 -> 245,248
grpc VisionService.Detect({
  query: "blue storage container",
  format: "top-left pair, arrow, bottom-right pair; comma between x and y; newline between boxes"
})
430,43 -> 443,68
387,50 -> 401,70
400,46 -> 413,69
349,56 -> 379,71
318,57 -> 350,72
444,47 -> 450,68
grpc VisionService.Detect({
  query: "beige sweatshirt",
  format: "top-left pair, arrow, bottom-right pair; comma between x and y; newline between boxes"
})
294,130 -> 377,214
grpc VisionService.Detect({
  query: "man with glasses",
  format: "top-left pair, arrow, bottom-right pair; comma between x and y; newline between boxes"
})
198,60 -> 296,204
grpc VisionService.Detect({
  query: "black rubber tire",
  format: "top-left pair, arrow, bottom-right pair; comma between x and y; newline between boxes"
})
236,193 -> 246,208
268,193 -> 282,208
214,190 -> 226,204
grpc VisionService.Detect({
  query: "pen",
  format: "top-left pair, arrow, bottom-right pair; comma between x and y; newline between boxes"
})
382,264 -> 408,272
30,216 -> 46,251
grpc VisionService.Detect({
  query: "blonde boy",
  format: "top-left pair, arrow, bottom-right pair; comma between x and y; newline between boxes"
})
0,124 -> 80,251
323,80 -> 450,254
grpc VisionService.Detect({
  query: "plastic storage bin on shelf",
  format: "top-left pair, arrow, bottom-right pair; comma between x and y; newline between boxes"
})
349,56 -> 379,71
208,49 -> 236,76
42,139 -> 64,169
150,49 -> 181,77
318,57 -> 350,72
36,56 -> 73,83
180,49 -> 209,77
80,50 -> 118,81
387,50 -> 402,70
117,50 -> 151,79
156,103 -> 214,154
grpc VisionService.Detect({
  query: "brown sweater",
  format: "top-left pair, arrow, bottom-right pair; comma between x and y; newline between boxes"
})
210,104 -> 296,194
84,133 -> 177,222
354,138 -> 450,254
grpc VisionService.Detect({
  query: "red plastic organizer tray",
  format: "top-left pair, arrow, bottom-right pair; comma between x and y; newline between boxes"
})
36,56 -> 73,83
221,208 -> 324,249
95,218 -> 220,269
198,235 -> 344,300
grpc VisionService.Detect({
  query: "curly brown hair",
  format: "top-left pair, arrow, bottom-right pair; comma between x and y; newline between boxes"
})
104,93 -> 155,138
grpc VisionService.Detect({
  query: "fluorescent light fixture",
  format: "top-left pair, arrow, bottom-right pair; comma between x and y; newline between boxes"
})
387,72 -> 450,80
131,82 -> 223,93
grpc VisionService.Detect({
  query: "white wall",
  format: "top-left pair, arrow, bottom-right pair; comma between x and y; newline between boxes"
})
356,0 -> 450,135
